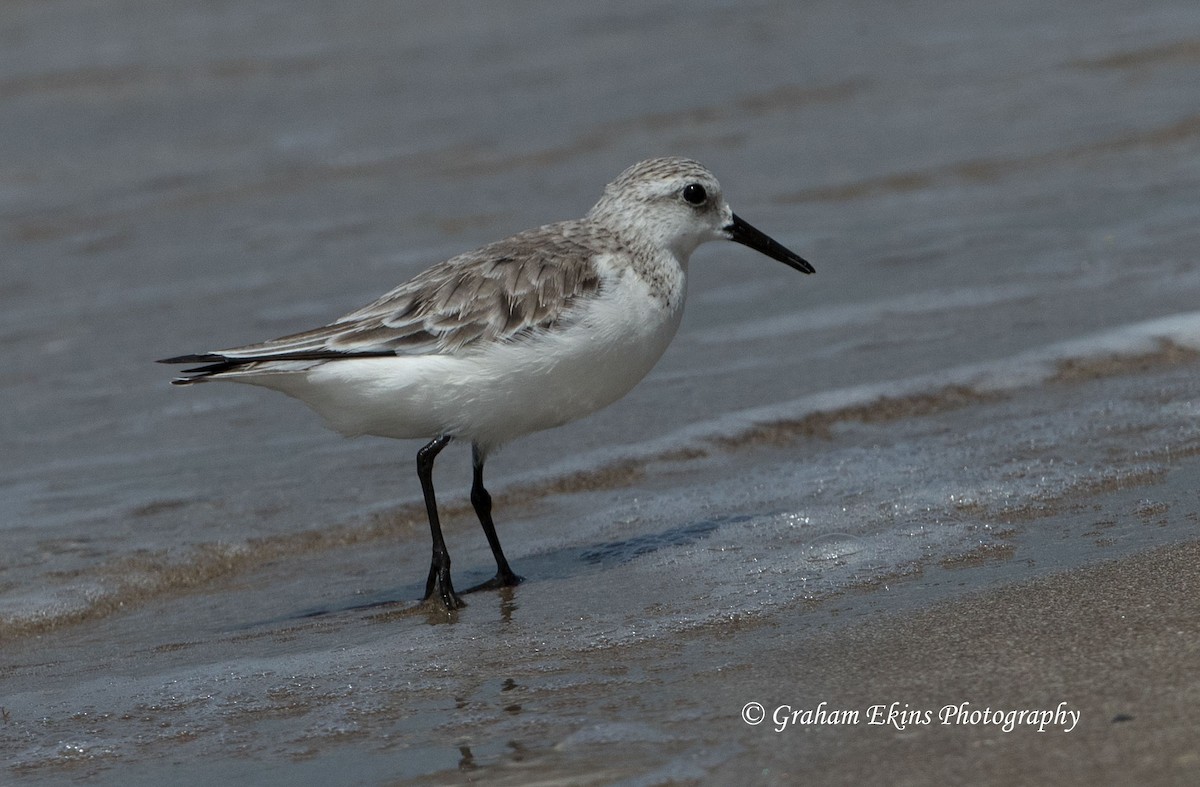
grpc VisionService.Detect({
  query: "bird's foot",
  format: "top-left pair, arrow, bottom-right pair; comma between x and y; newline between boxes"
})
464,569 -> 524,594
423,563 -> 466,610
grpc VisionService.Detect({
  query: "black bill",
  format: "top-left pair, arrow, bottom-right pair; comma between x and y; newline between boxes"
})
725,213 -> 814,274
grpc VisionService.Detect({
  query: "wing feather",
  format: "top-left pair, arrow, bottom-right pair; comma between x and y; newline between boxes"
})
160,220 -> 606,381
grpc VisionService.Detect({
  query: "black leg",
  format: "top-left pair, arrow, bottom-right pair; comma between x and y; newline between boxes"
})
417,435 -> 463,609
465,442 -> 523,592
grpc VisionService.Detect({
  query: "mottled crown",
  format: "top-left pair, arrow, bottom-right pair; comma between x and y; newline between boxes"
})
588,157 -> 723,220
606,157 -> 717,200
608,157 -> 715,190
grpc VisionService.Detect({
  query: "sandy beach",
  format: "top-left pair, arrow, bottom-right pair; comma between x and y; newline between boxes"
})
707,539 -> 1200,786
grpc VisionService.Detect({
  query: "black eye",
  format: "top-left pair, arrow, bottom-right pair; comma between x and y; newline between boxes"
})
682,183 -> 707,205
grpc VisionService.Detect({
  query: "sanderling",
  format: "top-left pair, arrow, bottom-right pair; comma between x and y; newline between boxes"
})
160,157 -> 813,609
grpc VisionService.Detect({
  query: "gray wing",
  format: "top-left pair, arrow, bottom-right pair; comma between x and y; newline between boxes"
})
160,220 -> 605,380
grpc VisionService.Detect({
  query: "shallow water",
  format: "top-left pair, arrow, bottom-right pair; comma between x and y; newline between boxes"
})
3,0 -> 1200,782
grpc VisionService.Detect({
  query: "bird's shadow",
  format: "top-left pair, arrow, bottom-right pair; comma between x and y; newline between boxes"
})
243,514 -> 746,628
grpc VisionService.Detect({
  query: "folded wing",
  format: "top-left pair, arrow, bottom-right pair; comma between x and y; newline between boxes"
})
160,221 -> 604,383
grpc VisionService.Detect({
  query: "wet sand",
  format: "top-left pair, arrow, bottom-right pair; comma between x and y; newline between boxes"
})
703,543 -> 1200,786
403,540 -> 1200,786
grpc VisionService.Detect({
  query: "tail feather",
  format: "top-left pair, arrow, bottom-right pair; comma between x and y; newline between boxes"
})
157,354 -> 247,384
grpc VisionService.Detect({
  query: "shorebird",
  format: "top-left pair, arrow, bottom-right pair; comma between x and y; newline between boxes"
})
160,157 -> 813,609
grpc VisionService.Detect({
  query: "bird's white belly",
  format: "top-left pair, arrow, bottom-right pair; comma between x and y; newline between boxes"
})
252,266 -> 685,450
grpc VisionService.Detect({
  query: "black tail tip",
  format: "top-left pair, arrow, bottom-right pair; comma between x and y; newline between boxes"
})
159,353 -> 233,383
158,353 -> 221,365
